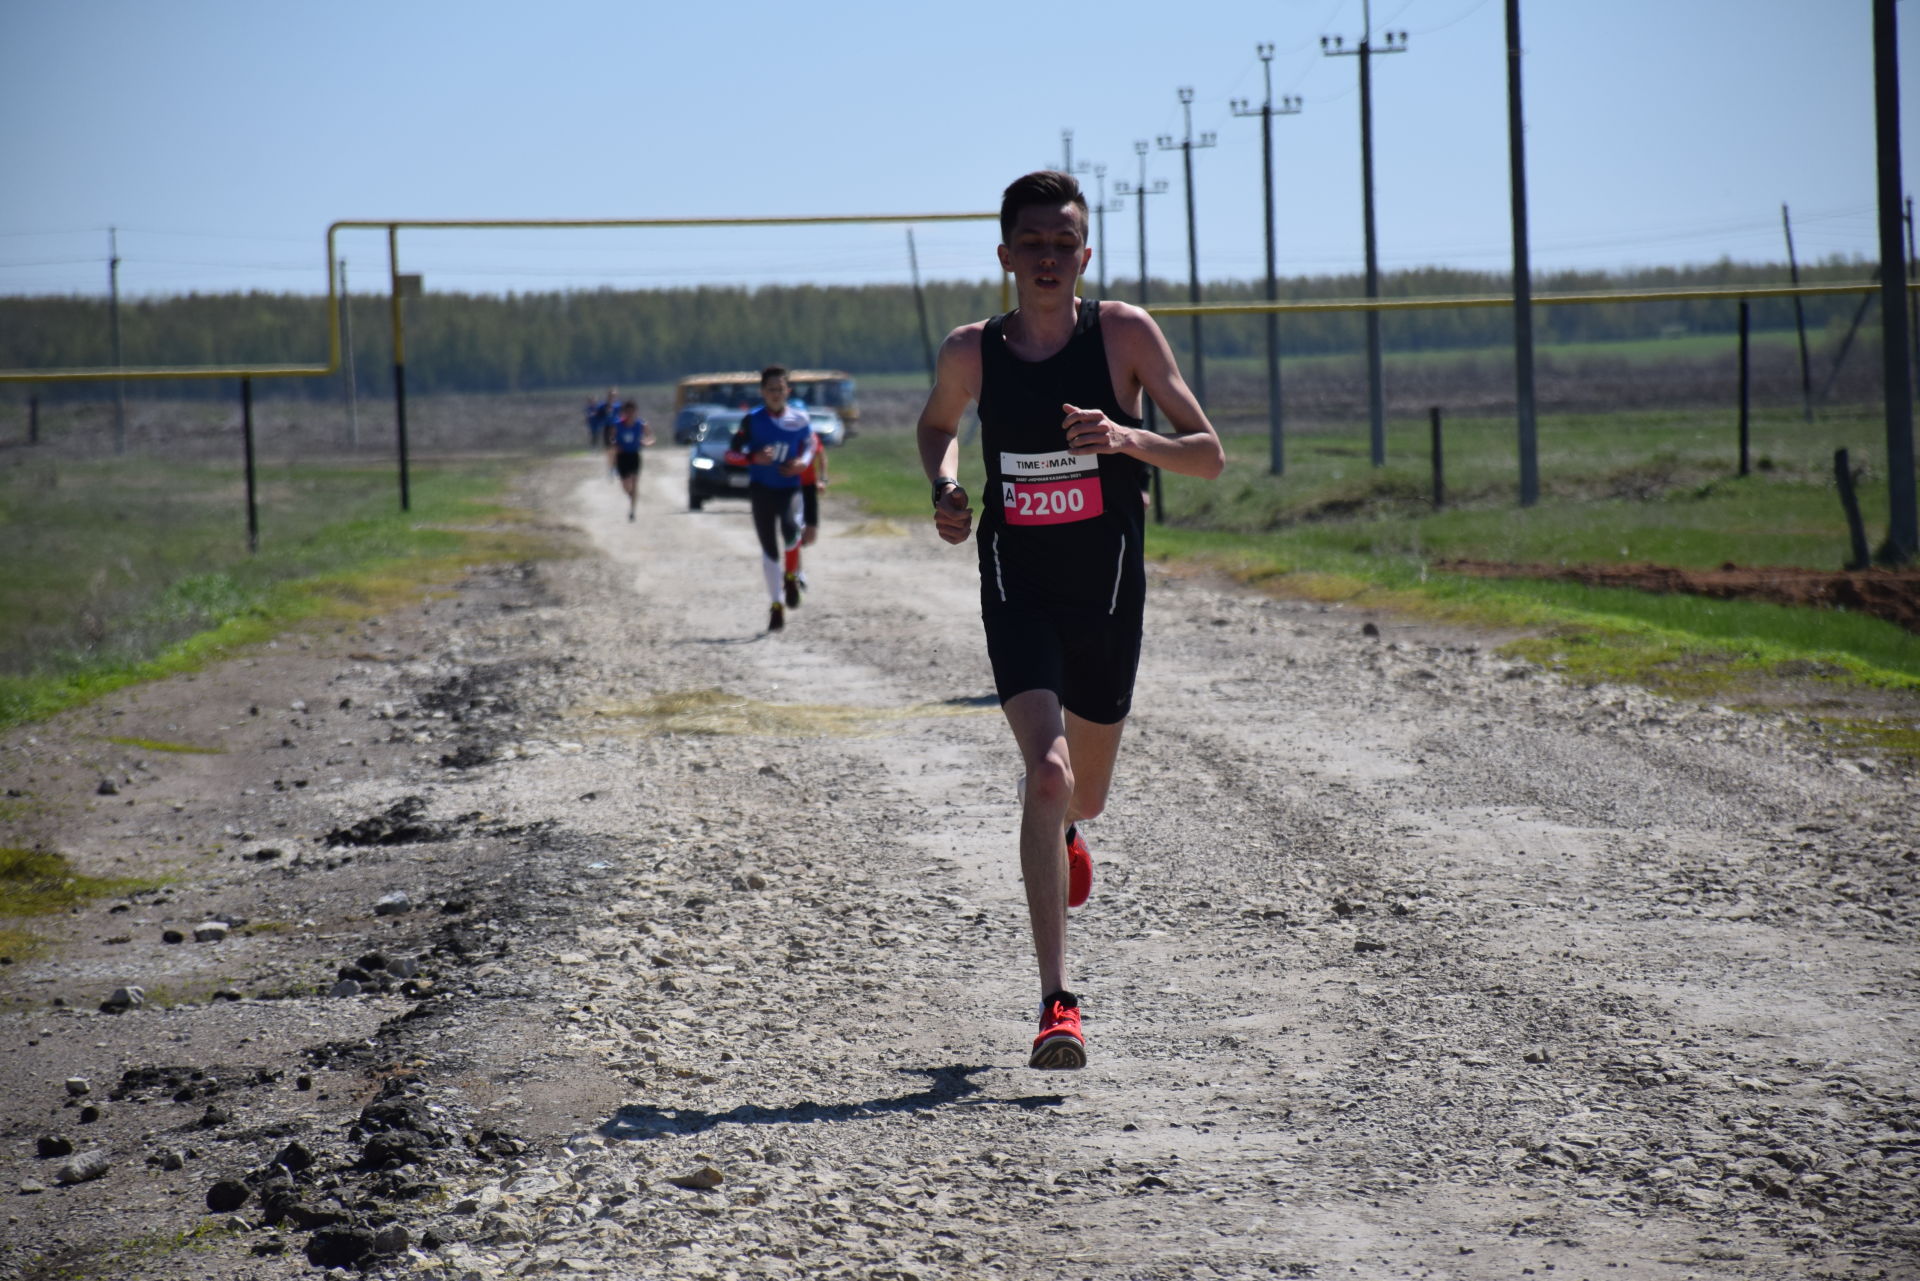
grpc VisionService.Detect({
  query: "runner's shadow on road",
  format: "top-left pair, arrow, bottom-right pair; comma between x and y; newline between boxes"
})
597,1064 -> 1061,1142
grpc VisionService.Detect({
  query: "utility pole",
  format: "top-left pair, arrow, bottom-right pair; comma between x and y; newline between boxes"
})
1091,164 -> 1117,299
1059,129 -> 1090,178
1782,204 -> 1814,422
340,258 -> 360,450
1873,0 -> 1915,562
1115,141 -> 1169,310
1116,141 -> 1170,522
388,224 -> 412,513
1232,44 -> 1302,476
907,229 -> 936,386
1157,87 -> 1216,405
1506,0 -> 1539,507
1906,195 -> 1918,389
1324,2 -> 1409,466
109,227 -> 125,454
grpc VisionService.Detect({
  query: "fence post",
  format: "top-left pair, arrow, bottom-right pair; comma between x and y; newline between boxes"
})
1835,448 -> 1870,571
27,394 -> 37,445
1737,301 -> 1751,478
1429,405 -> 1445,509
242,378 -> 259,555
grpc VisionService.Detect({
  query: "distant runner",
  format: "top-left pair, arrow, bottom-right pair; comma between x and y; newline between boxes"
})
605,400 -> 654,522
730,366 -> 814,632
586,387 -> 619,452
794,438 -> 829,594
915,170 -> 1223,1069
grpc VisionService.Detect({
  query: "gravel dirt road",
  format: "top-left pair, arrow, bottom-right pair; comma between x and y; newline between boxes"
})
2,453 -> 1916,1281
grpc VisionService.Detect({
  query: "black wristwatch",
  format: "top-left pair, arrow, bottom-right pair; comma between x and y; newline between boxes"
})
932,477 -> 963,506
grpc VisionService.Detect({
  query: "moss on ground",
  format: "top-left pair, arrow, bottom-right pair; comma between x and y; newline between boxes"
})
101,736 -> 224,754
0,847 -> 165,917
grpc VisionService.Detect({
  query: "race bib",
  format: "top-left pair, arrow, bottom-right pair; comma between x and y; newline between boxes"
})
1000,450 -> 1103,526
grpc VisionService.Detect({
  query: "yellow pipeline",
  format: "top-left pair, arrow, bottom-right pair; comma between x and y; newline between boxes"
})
0,212 -> 1001,384
1146,280 -> 1909,317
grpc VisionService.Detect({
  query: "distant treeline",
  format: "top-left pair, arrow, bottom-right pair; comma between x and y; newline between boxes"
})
0,258 -> 1882,402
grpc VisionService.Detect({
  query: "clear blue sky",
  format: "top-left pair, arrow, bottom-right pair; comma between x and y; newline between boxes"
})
2,0 -> 1914,298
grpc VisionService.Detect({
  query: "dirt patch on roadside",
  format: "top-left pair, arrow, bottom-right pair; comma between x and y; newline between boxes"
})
1438,558 -> 1920,634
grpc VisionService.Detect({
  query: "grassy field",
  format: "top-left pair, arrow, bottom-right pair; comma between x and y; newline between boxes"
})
830,407 -> 1920,704
1171,404 -> 1891,560
0,452 -> 551,729
1193,327 -> 1808,377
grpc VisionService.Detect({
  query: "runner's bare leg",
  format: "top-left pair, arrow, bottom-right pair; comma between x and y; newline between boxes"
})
1002,688 -> 1072,996
1064,710 -> 1125,828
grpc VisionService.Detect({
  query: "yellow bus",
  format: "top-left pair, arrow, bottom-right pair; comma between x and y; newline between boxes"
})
672,369 -> 858,430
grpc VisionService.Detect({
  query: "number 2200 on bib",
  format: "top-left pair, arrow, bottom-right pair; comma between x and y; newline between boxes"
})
1000,450 -> 1103,527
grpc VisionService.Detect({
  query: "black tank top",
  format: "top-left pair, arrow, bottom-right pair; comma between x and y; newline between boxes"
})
976,298 -> 1147,617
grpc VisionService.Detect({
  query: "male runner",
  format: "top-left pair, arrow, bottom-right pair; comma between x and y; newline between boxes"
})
605,400 -> 654,521
730,366 -> 814,632
916,170 -> 1223,1069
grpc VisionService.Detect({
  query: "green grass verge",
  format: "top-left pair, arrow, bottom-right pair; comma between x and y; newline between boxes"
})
831,418 -> 1920,709
0,456 -> 557,731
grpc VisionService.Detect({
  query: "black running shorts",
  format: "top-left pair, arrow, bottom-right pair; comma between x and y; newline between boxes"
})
981,601 -> 1142,725
801,483 -> 819,529
614,450 -> 642,479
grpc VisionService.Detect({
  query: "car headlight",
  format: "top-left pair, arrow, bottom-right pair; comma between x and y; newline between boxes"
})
691,456 -> 716,470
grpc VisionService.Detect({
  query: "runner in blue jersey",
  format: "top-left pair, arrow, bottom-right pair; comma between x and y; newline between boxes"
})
729,366 -> 814,632
915,171 -> 1223,1069
605,400 -> 654,521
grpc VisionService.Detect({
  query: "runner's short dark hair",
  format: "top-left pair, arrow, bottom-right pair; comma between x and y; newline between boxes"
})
760,365 -> 788,385
1000,170 -> 1088,242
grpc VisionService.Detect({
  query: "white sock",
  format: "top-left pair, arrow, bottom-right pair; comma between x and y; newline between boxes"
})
762,556 -> 783,602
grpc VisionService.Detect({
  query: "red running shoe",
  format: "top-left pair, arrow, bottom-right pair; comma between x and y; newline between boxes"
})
1030,991 -> 1086,1070
1065,824 -> 1092,909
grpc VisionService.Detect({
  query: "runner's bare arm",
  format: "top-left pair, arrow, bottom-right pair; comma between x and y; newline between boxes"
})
1061,302 -> 1224,480
917,325 -> 985,545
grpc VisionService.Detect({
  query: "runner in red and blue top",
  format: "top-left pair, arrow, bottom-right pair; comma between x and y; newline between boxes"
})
729,366 -> 814,632
915,171 -> 1224,1069
794,438 -> 829,594
605,400 -> 654,522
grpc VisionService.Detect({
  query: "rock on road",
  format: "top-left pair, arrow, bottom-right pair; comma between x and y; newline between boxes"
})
1,453 -> 1915,1281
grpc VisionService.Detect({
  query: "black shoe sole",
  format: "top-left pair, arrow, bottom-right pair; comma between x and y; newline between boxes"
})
1029,1034 -> 1086,1070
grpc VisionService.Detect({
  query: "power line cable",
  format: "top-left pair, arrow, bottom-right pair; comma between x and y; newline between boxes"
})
1408,0 -> 1494,36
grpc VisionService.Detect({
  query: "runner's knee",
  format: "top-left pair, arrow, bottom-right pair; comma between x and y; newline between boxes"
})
1025,754 -> 1073,811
